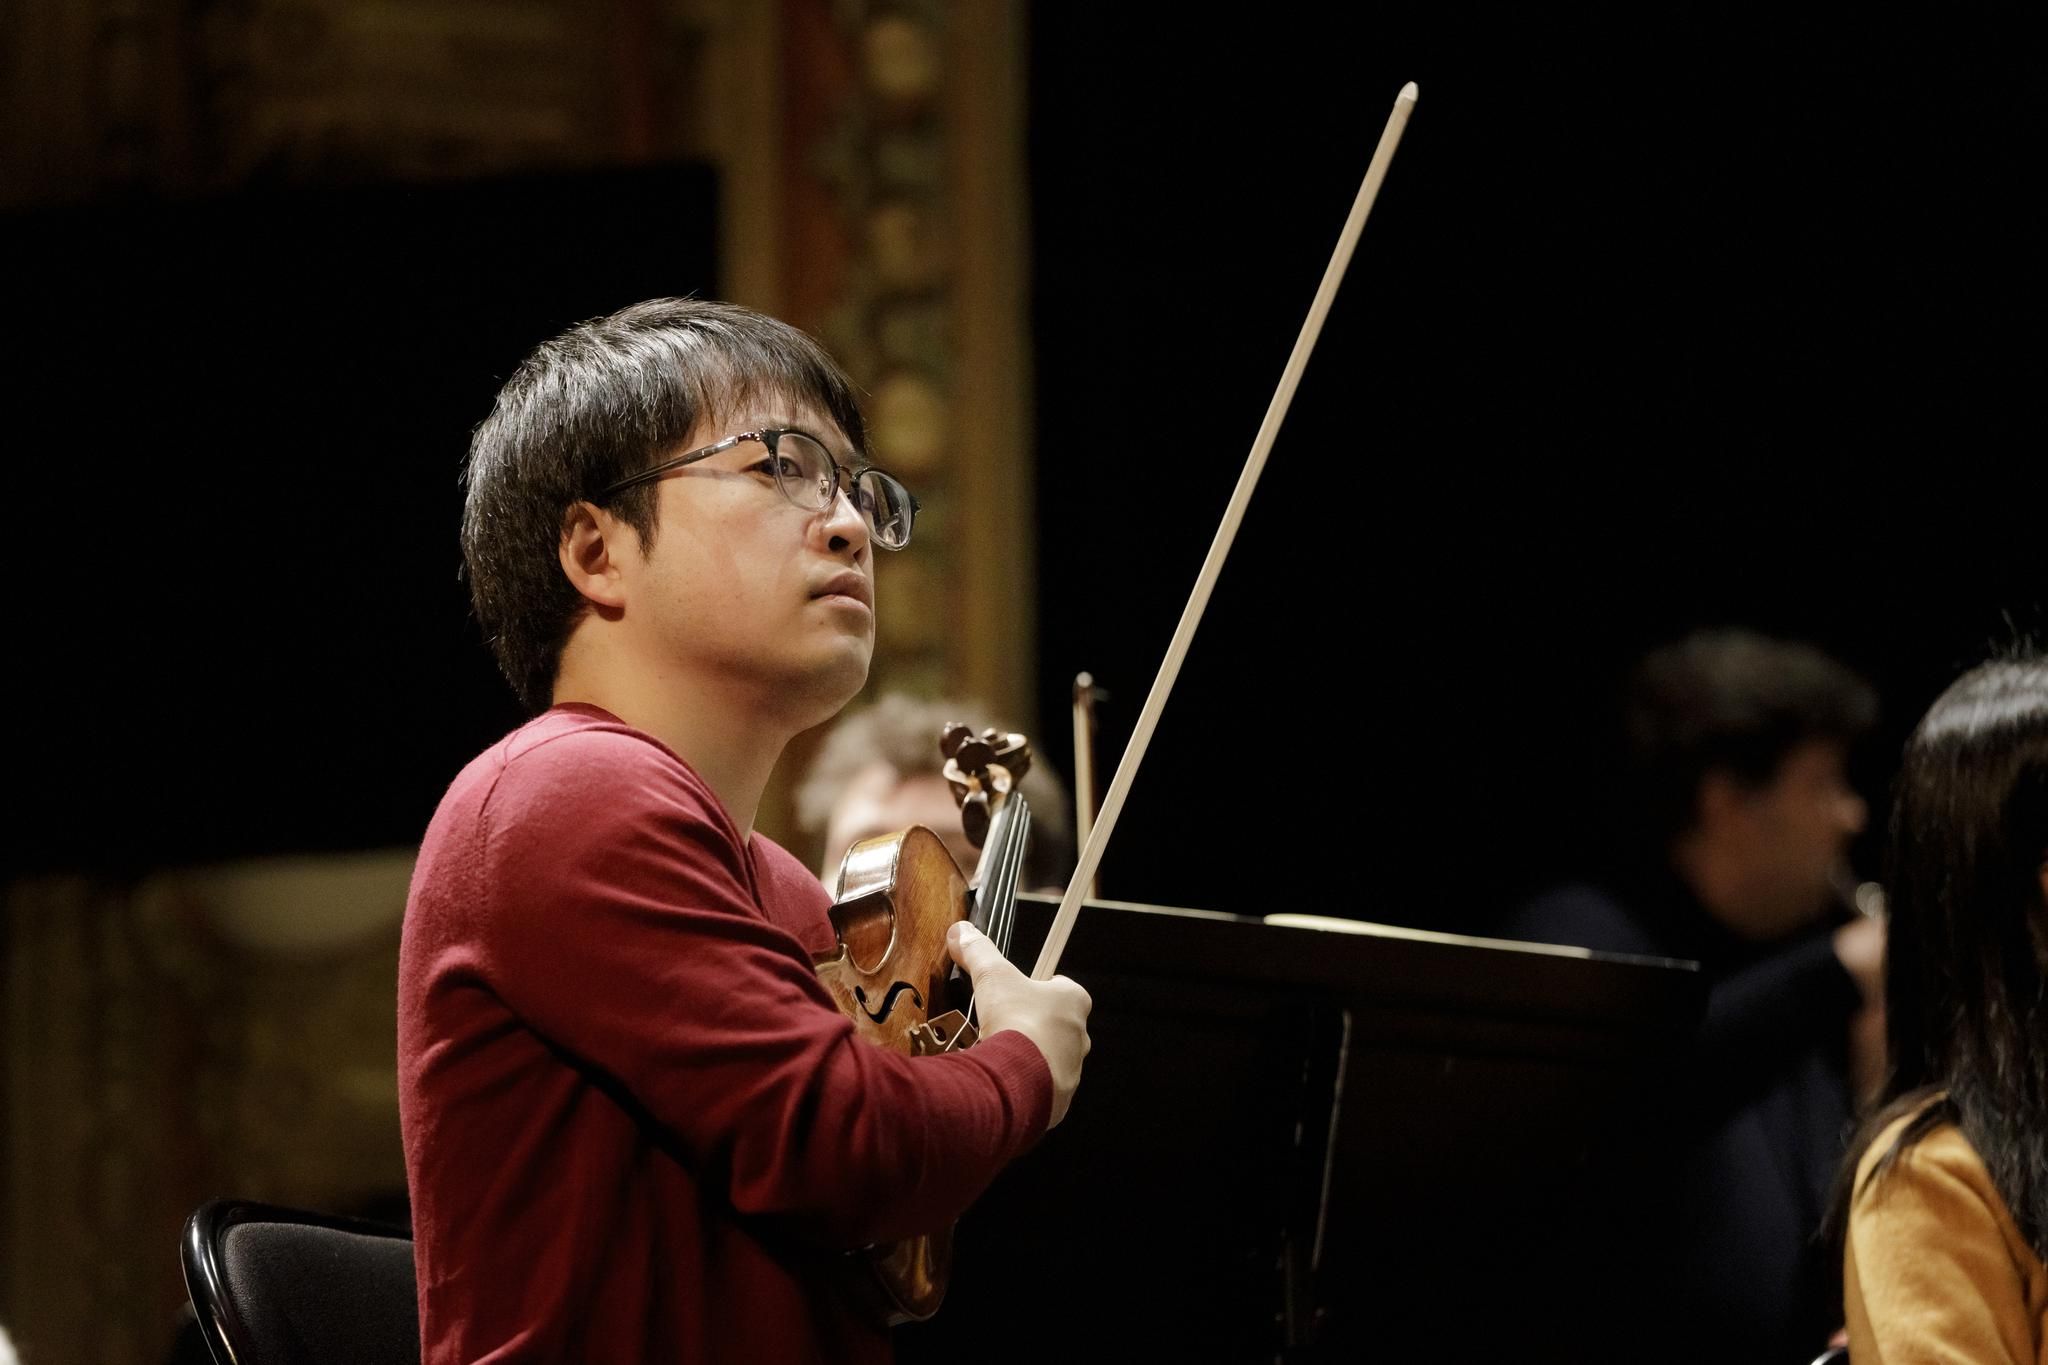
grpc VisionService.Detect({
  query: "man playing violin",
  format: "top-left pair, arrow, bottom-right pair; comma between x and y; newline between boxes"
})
398,298 -> 1092,1363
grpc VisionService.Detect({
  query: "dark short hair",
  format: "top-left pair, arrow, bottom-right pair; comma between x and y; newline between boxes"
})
1626,628 -> 1878,842
461,298 -> 869,712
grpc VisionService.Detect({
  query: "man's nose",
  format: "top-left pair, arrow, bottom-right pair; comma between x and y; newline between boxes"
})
1839,790 -> 1868,836
818,484 -> 870,553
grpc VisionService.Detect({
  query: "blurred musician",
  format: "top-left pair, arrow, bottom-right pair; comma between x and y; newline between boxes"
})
1501,628 -> 1880,1363
797,691 -> 1076,895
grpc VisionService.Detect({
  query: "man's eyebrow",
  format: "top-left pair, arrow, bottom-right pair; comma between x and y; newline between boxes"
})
751,418 -> 857,462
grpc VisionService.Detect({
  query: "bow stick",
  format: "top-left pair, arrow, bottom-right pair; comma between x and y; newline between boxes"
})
1031,81 -> 1419,981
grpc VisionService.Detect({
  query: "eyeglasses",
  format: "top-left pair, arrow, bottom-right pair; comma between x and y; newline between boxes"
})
596,428 -> 919,550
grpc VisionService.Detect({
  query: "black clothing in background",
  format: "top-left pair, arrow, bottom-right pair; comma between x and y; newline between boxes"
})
1501,873 -> 1861,1365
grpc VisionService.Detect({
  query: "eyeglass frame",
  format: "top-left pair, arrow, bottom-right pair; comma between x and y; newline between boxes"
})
593,427 -> 919,548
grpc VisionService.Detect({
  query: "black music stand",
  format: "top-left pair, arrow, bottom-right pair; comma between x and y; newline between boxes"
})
895,893 -> 1700,1365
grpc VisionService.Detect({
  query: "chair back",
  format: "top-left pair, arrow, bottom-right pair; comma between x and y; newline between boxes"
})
180,1199 -> 419,1365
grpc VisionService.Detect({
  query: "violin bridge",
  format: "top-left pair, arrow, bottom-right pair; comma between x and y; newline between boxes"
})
909,1010 -> 978,1056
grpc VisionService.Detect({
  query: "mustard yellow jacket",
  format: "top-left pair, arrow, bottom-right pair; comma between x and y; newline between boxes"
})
1846,1110 -> 2048,1365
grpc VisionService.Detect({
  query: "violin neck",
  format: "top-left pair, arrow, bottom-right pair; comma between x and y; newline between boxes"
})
970,795 -> 1031,961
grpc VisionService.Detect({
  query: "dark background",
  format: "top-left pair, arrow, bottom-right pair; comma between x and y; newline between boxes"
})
5,7 -> 2043,939
1029,4 -> 2046,931
2,165 -> 715,875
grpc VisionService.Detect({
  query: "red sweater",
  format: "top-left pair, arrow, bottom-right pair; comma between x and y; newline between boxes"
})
398,705 -> 1052,1363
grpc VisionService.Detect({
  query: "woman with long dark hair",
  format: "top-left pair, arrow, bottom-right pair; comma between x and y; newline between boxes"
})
1839,656 -> 2048,1357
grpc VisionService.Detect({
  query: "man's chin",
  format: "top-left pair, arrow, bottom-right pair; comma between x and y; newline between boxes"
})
784,646 -> 872,724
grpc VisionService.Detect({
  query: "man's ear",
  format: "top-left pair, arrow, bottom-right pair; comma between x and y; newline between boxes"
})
558,501 -> 630,610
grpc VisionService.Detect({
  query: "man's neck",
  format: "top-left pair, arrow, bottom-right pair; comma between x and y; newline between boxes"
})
1670,831 -> 1728,908
554,663 -> 790,838
1669,831 -> 1770,943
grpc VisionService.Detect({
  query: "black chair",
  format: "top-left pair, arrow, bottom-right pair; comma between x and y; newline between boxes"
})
180,1199 -> 419,1365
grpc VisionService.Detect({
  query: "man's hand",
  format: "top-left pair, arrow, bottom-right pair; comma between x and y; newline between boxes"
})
946,921 -> 1092,1129
1834,914 -> 1887,1103
1832,914 -> 1885,1005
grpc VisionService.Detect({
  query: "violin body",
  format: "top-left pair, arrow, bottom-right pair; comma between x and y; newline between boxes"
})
813,824 -> 976,1323
817,826 -> 978,1060
813,725 -> 1033,1323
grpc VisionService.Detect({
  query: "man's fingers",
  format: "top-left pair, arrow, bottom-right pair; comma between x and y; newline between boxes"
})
946,921 -> 1015,980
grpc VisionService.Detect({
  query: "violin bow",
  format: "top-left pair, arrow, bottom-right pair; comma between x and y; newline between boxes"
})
1031,82 -> 1419,981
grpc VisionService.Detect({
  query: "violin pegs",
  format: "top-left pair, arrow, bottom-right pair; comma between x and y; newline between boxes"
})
959,790 -> 991,849
938,722 -> 975,761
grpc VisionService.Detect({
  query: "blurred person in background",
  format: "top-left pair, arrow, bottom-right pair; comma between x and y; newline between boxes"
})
1501,628 -> 1881,1363
799,691 -> 1076,896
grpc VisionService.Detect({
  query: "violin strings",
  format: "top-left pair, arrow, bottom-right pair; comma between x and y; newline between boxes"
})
975,798 -> 1015,935
990,800 -> 1028,955
967,819 -> 1013,1037
985,811 -> 1011,947
987,798 -> 1027,951
965,801 -> 1009,1037
966,796 -> 1029,1038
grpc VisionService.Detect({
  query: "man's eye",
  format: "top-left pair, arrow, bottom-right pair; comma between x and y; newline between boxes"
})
751,456 -> 802,479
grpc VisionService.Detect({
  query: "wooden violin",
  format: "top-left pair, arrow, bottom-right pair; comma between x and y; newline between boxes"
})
812,722 -> 1035,1322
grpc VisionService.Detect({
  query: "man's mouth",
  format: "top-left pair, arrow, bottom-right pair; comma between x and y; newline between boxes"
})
812,571 -> 873,609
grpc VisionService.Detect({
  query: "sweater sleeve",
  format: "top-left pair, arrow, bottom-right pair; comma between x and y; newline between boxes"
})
470,728 -> 1052,1247
1845,1127 -> 2036,1365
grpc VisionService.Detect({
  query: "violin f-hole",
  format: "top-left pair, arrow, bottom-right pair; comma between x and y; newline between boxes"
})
854,980 -> 925,1024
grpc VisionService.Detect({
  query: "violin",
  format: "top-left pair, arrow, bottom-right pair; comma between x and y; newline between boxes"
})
812,722 -> 1035,1322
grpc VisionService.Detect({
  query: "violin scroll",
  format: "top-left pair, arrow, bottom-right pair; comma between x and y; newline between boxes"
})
940,724 -> 1031,850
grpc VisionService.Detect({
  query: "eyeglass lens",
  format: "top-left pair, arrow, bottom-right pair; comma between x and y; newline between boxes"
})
772,432 -> 915,549
855,469 -> 915,548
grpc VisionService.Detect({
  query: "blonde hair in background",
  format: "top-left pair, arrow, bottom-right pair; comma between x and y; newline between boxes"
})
798,692 -> 1074,889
